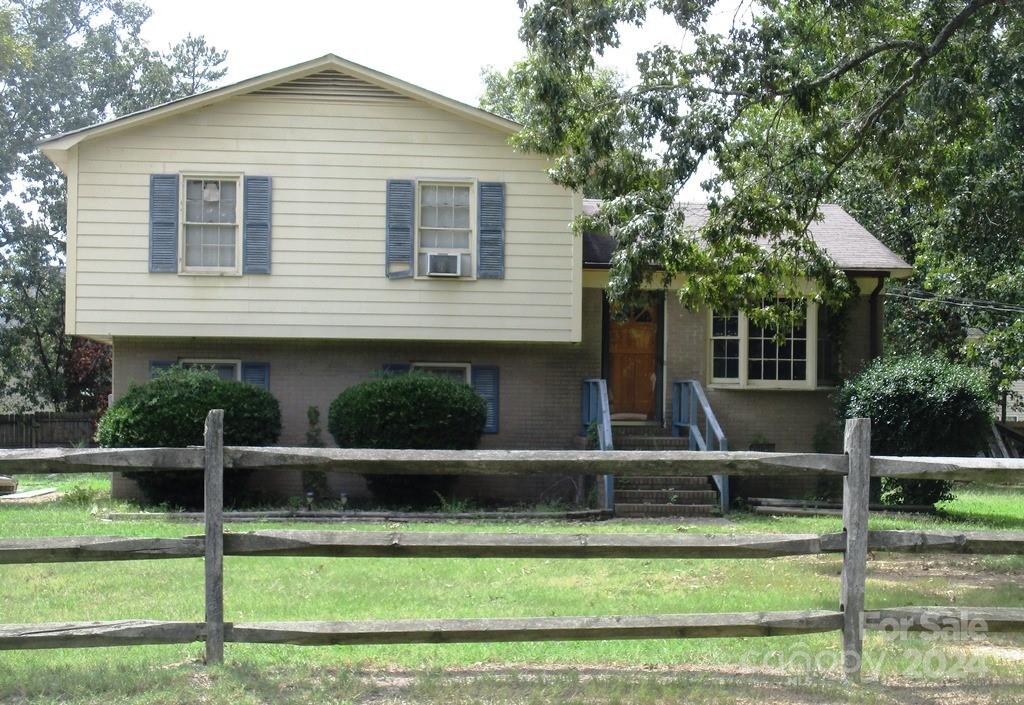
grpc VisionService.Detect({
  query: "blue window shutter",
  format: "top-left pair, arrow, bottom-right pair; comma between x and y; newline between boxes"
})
241,362 -> 270,390
471,365 -> 499,433
149,360 -> 175,378
149,175 -> 179,273
243,176 -> 272,274
385,180 -> 415,278
382,363 -> 410,375
477,182 -> 505,279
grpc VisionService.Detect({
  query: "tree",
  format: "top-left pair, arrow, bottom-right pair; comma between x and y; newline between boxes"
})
503,0 -> 1021,341
481,62 -> 637,199
0,0 -> 227,411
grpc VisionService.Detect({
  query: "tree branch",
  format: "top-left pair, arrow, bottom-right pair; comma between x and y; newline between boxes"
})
795,0 -> 1006,235
610,0 -> 1005,110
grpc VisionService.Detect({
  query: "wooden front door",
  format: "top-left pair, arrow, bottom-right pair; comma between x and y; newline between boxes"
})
608,299 -> 659,420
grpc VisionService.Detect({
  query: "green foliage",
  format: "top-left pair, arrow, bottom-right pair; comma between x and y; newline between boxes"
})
59,483 -> 106,507
0,1 -> 227,412
830,6 -> 1024,394
499,1 -> 1020,333
329,372 -> 486,451
836,355 -> 994,506
301,405 -> 329,501
305,405 -> 325,448
96,366 -> 280,507
97,366 -> 281,448
328,372 -> 487,506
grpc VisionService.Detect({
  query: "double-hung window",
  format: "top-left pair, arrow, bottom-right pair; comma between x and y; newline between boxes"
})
708,301 -> 819,389
710,311 -> 741,382
182,177 -> 241,273
417,182 -> 473,278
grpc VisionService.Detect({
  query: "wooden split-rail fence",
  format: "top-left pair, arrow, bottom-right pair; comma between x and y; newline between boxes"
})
2,412 -> 1024,680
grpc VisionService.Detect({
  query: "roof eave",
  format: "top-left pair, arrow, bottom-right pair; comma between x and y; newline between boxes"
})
580,263 -> 914,279
842,266 -> 914,280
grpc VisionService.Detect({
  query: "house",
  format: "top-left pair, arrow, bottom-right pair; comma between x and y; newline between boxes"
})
40,54 -> 911,510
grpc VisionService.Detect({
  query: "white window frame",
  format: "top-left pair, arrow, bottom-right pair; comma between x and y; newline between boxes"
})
179,173 -> 243,276
706,303 -> 818,390
410,362 -> 471,385
180,358 -> 242,381
709,310 -> 741,385
414,179 -> 476,280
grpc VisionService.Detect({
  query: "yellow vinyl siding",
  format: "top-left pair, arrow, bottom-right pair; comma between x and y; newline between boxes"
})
72,94 -> 580,342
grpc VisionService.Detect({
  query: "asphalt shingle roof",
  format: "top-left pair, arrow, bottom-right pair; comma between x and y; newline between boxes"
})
581,200 -> 911,275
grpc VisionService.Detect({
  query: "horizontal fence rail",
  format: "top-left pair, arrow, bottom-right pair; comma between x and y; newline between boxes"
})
4,529 -> 1024,564
7,607 -> 1024,651
4,412 -> 1024,681
5,446 -> 1024,483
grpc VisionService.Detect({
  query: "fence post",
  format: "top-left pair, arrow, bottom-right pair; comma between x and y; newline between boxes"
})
841,417 -> 871,681
204,409 -> 225,665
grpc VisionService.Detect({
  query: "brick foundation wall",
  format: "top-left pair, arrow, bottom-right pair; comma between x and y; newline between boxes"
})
109,288 -> 876,505
110,289 -> 604,503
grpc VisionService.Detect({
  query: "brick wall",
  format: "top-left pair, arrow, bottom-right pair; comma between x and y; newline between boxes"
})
109,288 -> 876,504
110,289 -> 605,503
662,293 -> 875,500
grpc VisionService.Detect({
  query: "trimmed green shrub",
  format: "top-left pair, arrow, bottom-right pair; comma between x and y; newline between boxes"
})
836,354 -> 993,507
96,365 -> 281,507
328,372 -> 487,506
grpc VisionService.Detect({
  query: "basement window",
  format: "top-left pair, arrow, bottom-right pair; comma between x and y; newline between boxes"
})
180,359 -> 241,381
411,362 -> 471,385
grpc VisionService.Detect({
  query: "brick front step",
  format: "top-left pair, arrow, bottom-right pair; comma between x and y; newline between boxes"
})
614,503 -> 719,518
614,436 -> 692,450
616,476 -> 713,490
611,423 -> 672,438
614,489 -> 718,504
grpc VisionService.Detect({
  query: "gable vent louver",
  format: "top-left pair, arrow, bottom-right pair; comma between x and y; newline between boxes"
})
251,70 -> 409,102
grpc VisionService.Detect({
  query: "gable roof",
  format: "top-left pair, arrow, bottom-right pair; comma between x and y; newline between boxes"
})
581,200 -> 912,277
39,54 -> 520,156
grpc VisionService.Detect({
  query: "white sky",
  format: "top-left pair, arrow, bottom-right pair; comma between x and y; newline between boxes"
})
140,0 -> 745,200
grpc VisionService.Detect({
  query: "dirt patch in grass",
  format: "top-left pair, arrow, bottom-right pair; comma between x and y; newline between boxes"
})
868,555 -> 1024,590
230,664 -> 1024,705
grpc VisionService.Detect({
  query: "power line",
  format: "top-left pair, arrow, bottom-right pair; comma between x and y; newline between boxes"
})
885,290 -> 1024,317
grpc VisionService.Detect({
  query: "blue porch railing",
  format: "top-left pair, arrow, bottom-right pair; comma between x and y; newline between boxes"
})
672,379 -> 729,512
581,379 -> 614,511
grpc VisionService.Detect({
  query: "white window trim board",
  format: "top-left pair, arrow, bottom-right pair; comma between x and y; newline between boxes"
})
706,304 -> 818,391
413,179 -> 477,280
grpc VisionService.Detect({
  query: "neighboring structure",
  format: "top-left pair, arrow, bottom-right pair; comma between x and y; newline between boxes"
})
40,54 -> 911,507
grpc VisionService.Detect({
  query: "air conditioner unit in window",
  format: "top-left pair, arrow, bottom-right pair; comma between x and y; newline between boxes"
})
426,252 -> 461,277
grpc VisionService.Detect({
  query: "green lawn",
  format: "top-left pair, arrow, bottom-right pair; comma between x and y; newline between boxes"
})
1,480 -> 1022,704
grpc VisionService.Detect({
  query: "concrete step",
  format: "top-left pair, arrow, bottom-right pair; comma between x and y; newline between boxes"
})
614,436 -> 691,450
614,503 -> 719,518
614,489 -> 718,504
616,476 -> 713,490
